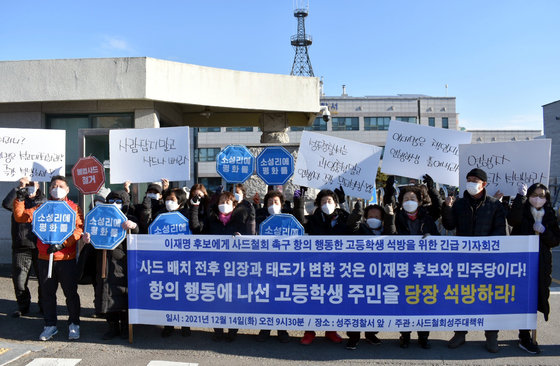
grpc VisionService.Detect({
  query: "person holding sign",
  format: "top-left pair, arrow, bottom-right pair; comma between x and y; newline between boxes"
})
185,183 -> 210,234
294,187 -> 347,345
441,168 -> 507,353
13,175 -> 84,341
233,184 -> 256,235
254,190 -> 291,343
393,186 -> 439,349
345,202 -> 395,350
136,182 -> 165,234
205,191 -> 251,342
507,183 -> 560,354
83,190 -> 139,340
2,177 -> 46,318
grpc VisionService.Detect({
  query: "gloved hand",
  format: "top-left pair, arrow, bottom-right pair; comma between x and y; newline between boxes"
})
16,187 -> 28,201
47,244 -> 65,254
518,183 -> 528,196
533,223 -> 545,234
353,199 -> 363,212
190,195 -> 201,206
423,174 -> 434,190
334,186 -> 346,204
384,176 -> 395,199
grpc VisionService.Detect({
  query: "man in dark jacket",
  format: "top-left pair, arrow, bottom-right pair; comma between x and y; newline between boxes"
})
2,177 -> 46,317
441,168 -> 507,353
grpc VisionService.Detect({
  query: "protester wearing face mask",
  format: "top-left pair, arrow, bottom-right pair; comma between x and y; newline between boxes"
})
293,188 -> 348,345
233,184 -> 256,235
83,190 -> 139,341
13,175 -> 84,341
136,182 -> 165,234
253,190 -> 291,343
344,202 -> 395,349
394,186 -> 439,350
507,183 -> 560,354
185,184 -> 210,234
2,177 -> 46,318
207,191 -> 250,342
441,168 -> 507,353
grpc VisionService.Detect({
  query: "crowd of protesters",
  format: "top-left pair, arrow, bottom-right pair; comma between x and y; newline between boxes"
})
3,167 -> 559,355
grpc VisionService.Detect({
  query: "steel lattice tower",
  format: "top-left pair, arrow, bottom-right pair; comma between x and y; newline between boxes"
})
290,7 -> 314,77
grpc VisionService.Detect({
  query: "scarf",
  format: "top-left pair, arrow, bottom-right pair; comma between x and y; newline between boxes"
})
218,212 -> 232,226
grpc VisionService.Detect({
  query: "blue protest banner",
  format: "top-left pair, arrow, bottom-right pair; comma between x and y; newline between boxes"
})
128,234 -> 538,332
216,145 -> 255,183
256,147 -> 294,185
149,212 -> 191,235
259,213 -> 304,236
32,201 -> 77,245
85,204 -> 128,250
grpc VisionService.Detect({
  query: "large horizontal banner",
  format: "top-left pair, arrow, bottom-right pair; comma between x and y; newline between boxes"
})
110,127 -> 190,183
459,139 -> 551,197
0,128 -> 65,181
381,121 -> 472,186
128,234 -> 538,332
293,131 -> 382,200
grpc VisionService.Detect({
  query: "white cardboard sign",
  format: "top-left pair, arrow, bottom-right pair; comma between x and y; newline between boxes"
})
293,131 -> 382,200
109,127 -> 190,183
381,121 -> 472,186
0,128 -> 65,182
459,139 -> 551,197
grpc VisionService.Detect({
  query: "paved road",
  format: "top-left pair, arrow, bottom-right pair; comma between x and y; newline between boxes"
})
1,262 -> 560,366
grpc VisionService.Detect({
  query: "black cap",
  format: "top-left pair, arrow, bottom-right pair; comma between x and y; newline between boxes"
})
466,168 -> 487,182
147,183 -> 163,194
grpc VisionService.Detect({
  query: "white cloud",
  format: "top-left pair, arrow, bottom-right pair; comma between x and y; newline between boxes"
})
102,36 -> 133,52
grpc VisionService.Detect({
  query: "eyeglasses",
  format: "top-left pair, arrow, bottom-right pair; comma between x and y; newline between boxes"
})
107,199 -> 123,204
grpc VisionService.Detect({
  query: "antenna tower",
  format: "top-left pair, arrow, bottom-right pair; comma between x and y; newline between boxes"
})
290,2 -> 314,76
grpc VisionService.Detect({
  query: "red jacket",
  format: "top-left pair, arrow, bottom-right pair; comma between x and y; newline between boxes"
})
13,198 -> 84,261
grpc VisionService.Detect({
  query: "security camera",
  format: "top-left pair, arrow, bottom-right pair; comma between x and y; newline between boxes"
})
319,106 -> 331,122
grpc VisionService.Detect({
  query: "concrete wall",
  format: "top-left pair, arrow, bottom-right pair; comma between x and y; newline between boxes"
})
544,101 -> 560,182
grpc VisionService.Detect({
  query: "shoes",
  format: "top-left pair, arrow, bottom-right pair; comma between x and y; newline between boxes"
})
346,339 -> 358,350
277,330 -> 290,343
181,327 -> 191,337
399,333 -> 410,348
39,326 -> 58,341
161,326 -> 174,338
325,331 -> 342,344
102,322 -> 120,340
256,329 -> 270,342
448,332 -> 466,349
68,324 -> 80,340
485,333 -> 499,353
418,337 -> 431,349
12,309 -> 28,318
518,337 -> 541,354
364,333 -> 382,345
225,330 -> 237,342
300,331 -> 316,345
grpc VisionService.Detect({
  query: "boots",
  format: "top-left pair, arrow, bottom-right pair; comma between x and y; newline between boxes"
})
102,321 -> 120,340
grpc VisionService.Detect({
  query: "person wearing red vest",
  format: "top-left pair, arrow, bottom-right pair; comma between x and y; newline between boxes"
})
13,175 -> 84,341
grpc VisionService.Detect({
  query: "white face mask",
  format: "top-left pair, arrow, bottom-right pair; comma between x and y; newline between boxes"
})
27,186 -> 37,196
466,182 -> 483,196
146,193 -> 160,200
367,218 -> 382,229
114,203 -> 123,211
268,204 -> 282,215
234,192 -> 243,202
218,203 -> 233,214
529,197 -> 546,209
402,200 -> 418,213
165,200 -> 179,212
321,202 -> 336,215
50,187 -> 67,200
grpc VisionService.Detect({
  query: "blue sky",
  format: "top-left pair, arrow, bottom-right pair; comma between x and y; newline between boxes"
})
1,0 -> 558,130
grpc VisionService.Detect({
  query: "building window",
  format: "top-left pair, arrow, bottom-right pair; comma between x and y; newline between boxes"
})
225,127 -> 254,132
197,177 -> 222,194
290,117 -> 327,131
331,117 -> 359,131
198,127 -> 221,132
194,148 -> 221,162
428,117 -> 435,127
364,117 -> 391,131
442,117 -> 449,129
396,116 -> 417,124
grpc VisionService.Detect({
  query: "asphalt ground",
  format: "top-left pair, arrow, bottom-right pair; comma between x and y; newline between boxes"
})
1,251 -> 560,366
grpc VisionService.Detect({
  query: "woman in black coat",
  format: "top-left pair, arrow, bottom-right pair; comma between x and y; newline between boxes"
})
84,190 -> 139,340
394,186 -> 439,349
507,183 -> 560,354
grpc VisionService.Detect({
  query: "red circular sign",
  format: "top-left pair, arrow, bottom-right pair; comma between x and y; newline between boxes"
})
71,156 -> 106,194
